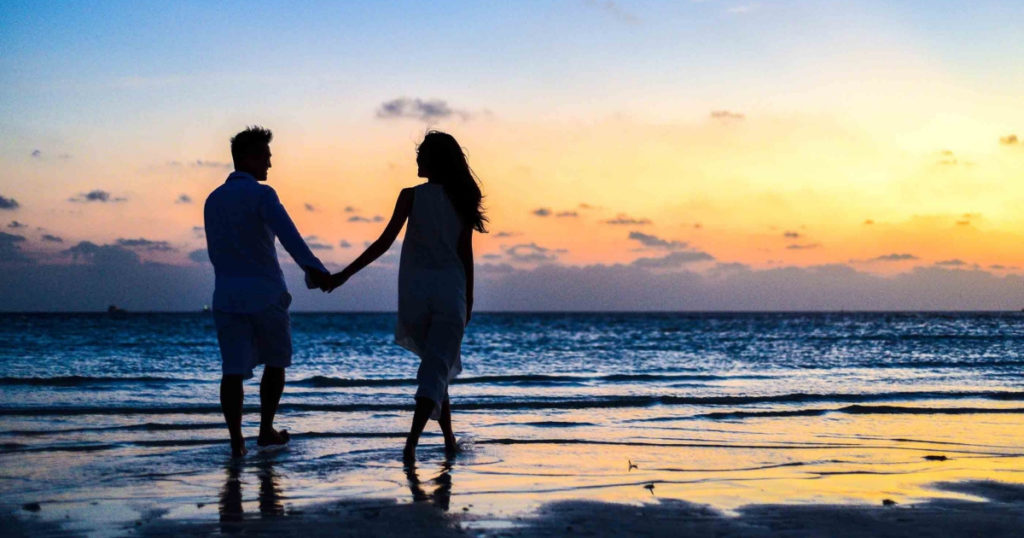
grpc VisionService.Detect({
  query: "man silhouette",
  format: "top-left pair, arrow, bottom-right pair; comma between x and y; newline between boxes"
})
204,126 -> 329,458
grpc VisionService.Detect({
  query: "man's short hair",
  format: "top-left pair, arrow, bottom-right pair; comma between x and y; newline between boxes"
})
230,126 -> 273,165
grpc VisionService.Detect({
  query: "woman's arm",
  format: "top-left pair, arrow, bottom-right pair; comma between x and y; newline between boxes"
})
457,225 -> 474,324
328,188 -> 414,291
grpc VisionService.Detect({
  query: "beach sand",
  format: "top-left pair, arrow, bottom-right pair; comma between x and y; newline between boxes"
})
5,422 -> 1024,537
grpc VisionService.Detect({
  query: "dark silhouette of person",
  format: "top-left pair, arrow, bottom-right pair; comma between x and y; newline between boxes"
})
204,126 -> 331,458
326,131 -> 486,462
405,459 -> 453,511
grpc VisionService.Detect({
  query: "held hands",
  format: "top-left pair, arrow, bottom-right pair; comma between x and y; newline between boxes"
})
303,267 -> 332,292
325,272 -> 349,293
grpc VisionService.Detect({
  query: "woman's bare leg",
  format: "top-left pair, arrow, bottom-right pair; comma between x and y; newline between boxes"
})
438,398 -> 457,453
404,397 -> 434,462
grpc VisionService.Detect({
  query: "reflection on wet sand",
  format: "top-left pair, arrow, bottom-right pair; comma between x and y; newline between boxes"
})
406,458 -> 454,511
219,456 -> 285,532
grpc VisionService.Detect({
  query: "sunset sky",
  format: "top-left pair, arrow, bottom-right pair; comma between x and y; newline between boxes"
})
2,1 -> 1023,310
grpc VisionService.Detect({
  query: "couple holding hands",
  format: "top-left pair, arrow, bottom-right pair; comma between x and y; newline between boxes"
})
204,126 -> 485,461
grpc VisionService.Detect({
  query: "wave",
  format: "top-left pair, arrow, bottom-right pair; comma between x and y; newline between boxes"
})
0,372 -> 771,388
2,390 -> 1023,416
698,405 -> 1024,420
0,375 -> 208,386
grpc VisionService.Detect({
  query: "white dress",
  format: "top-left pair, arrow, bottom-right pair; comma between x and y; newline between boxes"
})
395,183 -> 466,418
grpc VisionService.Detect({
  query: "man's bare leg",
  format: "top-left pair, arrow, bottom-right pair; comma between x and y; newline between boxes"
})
257,366 -> 289,446
220,375 -> 247,458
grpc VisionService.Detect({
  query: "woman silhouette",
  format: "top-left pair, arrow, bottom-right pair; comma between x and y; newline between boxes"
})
329,131 -> 486,461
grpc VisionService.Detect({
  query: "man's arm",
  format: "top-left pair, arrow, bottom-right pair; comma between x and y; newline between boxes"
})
259,187 -> 330,287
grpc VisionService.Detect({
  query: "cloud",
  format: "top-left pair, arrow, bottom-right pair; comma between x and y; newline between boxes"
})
0,232 -> 32,264
506,243 -> 562,264
786,243 -> 820,250
710,110 -> 745,121
494,231 -> 520,238
116,238 -> 175,251
605,214 -> 651,225
556,211 -> 579,218
303,235 -> 333,250
344,206 -> 356,213
41,234 -> 63,243
8,221 -> 26,229
64,241 -> 140,266
869,253 -> 918,262
628,231 -> 688,250
579,203 -> 594,210
632,250 -> 714,268
170,159 -> 232,169
0,196 -> 20,210
348,215 -> 385,223
339,240 -> 352,248
176,194 -> 192,204
31,149 -> 41,158
783,231 -> 801,239
1000,134 -> 1019,145
532,208 -> 552,217
727,3 -> 759,14
479,262 -> 516,274
305,203 -> 316,212
69,190 -> 126,203
482,253 -> 502,260
188,249 -> 209,263
936,259 -> 967,267
863,219 -> 875,225
583,0 -> 639,23
376,97 -> 469,122
192,226 -> 205,238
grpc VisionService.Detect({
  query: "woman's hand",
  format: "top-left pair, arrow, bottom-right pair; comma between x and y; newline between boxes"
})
326,272 -> 349,293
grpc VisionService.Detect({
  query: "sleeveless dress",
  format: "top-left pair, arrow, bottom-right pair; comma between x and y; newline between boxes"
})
395,183 -> 466,418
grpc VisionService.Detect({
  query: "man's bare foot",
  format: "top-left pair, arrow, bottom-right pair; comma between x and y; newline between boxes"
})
230,439 -> 248,459
257,428 -> 290,447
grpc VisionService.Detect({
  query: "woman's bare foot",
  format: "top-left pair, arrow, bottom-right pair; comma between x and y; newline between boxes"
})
403,442 -> 417,463
444,435 -> 459,455
257,428 -> 290,448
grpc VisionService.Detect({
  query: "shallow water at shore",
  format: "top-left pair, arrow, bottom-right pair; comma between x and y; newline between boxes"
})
2,312 -> 1024,535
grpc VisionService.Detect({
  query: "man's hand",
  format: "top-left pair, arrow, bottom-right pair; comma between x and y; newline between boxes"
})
303,267 -> 332,292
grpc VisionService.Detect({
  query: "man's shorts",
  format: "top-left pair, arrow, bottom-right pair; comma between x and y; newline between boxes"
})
214,292 -> 292,379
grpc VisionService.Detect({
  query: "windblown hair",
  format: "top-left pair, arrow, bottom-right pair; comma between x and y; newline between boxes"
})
418,131 -> 488,233
230,126 -> 273,165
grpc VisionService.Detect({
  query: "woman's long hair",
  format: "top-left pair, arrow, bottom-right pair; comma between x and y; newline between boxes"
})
417,131 -> 488,233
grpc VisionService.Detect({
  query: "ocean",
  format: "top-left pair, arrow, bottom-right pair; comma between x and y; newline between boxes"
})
2,312 -> 1024,534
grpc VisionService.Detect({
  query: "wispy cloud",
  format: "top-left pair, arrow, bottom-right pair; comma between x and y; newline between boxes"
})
348,215 -> 384,223
869,253 -> 919,262
376,97 -> 469,123
556,211 -> 579,218
176,194 -> 192,204
494,231 -> 521,238
727,3 -> 759,14
0,195 -> 20,210
169,159 -> 232,169
116,238 -> 175,251
999,134 -> 1019,145
628,231 -> 688,250
632,250 -> 714,268
936,259 -> 967,267
505,243 -> 564,264
338,240 -> 352,249
605,213 -> 651,225
303,235 -> 333,250
7,220 -> 26,229
783,231 -> 801,239
188,249 -> 208,263
69,190 -> 126,203
532,208 -> 552,217
41,234 -> 63,243
0,232 -> 32,264
710,110 -> 745,121
64,241 -> 140,266
786,243 -> 820,250
305,203 -> 316,212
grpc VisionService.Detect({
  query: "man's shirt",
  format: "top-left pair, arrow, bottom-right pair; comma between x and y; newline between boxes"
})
204,171 -> 327,313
